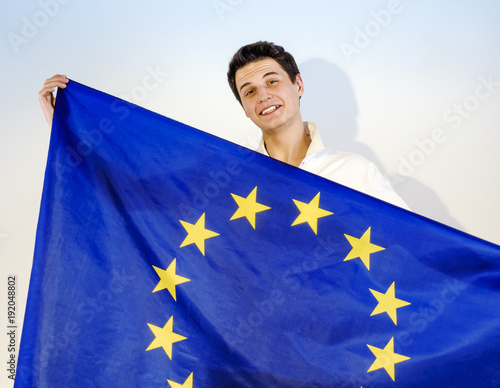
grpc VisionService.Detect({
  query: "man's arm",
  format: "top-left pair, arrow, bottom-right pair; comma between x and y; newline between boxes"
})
38,74 -> 69,126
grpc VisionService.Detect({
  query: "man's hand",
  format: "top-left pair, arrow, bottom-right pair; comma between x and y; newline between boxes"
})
38,74 -> 69,126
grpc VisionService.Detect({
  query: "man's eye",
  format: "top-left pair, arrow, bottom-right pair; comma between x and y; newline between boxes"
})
245,90 -> 254,96
268,80 -> 278,85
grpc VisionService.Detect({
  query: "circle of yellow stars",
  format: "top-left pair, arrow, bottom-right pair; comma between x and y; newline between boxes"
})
146,186 -> 412,385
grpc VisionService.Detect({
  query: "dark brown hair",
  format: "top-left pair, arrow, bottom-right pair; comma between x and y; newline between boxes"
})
227,41 -> 300,104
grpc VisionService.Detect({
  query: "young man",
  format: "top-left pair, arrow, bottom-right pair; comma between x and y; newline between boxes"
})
227,41 -> 407,208
39,41 -> 407,208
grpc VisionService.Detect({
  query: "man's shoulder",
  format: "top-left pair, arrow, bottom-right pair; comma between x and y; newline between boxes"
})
301,148 -> 380,189
302,148 -> 409,209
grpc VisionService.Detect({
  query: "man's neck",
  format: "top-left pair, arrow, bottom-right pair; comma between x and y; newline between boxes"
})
262,121 -> 311,167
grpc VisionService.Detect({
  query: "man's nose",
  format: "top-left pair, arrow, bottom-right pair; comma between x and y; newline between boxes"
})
258,89 -> 273,103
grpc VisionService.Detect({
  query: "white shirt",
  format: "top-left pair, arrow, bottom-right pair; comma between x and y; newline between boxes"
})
256,122 -> 409,209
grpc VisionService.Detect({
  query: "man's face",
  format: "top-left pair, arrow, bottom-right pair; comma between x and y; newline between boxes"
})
235,58 -> 304,134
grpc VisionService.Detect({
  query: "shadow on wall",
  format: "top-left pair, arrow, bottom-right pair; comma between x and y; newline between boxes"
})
299,58 -> 463,231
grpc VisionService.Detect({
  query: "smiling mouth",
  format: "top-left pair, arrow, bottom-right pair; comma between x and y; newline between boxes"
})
260,105 -> 281,115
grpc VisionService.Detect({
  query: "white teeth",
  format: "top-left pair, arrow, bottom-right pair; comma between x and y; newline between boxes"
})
261,105 -> 279,115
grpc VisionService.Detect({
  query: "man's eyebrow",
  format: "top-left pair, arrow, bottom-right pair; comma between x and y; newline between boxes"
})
239,82 -> 251,93
263,71 -> 279,78
238,71 -> 280,93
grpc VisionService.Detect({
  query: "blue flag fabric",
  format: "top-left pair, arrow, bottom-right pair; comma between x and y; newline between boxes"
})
16,81 -> 500,387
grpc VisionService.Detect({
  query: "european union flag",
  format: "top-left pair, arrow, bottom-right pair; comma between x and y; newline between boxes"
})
16,81 -> 500,387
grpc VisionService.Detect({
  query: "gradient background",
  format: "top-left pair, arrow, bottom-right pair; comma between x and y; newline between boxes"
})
1,1 -> 499,384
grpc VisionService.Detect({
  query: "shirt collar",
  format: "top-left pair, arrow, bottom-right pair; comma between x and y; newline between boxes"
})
256,122 -> 324,157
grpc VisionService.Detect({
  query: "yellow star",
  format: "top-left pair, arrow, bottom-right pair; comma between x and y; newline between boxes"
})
369,282 -> 410,325
367,337 -> 410,381
230,186 -> 271,229
343,227 -> 385,270
179,213 -> 219,256
146,316 -> 187,360
291,192 -> 333,234
167,372 -> 193,388
152,259 -> 190,301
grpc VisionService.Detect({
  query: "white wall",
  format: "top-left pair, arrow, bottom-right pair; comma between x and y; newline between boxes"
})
1,1 -> 499,384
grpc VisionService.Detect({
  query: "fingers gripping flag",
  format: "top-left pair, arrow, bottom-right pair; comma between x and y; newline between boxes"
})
16,81 -> 500,387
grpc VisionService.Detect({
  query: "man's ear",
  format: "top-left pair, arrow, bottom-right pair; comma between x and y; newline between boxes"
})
295,74 -> 304,97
